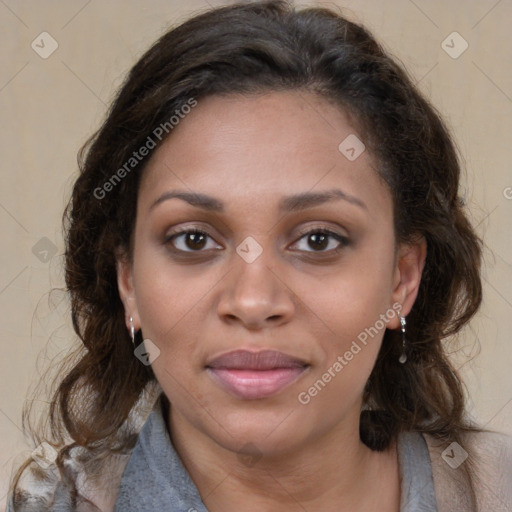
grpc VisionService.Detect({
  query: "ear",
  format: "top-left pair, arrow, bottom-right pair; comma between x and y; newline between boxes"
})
387,235 -> 427,329
115,248 -> 140,331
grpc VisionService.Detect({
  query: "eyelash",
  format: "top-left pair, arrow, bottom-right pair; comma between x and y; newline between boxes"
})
295,227 -> 349,253
164,226 -> 349,255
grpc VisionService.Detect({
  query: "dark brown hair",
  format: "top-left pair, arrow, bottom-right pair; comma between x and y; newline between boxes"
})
11,0 -> 485,508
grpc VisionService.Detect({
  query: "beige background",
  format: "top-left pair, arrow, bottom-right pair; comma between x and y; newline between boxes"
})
1,0 -> 511,507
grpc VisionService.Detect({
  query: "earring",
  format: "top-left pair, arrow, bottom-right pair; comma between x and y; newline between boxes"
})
129,316 -> 135,347
399,316 -> 407,364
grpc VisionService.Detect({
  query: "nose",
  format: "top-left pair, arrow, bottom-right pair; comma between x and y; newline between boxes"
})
216,246 -> 295,330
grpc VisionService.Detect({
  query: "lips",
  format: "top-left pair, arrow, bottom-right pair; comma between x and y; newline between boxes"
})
205,349 -> 309,400
206,349 -> 307,370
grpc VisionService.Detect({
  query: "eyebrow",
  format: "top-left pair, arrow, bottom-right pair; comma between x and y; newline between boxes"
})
149,188 -> 367,213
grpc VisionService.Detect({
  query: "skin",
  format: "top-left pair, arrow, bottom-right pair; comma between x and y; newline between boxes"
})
117,91 -> 427,512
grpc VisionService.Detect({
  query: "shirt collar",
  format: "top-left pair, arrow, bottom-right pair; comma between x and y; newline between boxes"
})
115,395 -> 436,512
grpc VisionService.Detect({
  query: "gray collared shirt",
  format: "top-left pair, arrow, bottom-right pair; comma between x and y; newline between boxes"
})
114,399 -> 438,511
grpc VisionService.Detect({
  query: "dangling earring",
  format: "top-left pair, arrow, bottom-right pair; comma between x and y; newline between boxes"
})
399,315 -> 408,364
129,316 -> 135,347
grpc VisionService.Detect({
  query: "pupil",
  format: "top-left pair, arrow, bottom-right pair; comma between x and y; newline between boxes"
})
310,233 -> 327,250
187,232 -> 206,250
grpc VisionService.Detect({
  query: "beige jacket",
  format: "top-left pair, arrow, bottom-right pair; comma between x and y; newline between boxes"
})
424,431 -> 512,511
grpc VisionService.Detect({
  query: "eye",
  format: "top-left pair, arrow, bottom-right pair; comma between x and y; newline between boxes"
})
164,227 -> 348,254
292,228 -> 348,253
165,229 -> 222,252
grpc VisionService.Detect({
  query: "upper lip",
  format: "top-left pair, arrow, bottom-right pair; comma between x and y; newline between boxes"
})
206,349 -> 309,370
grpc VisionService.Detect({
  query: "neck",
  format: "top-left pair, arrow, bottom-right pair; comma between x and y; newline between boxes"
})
166,402 -> 400,512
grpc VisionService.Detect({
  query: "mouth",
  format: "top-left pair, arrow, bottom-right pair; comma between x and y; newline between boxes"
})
205,349 -> 310,400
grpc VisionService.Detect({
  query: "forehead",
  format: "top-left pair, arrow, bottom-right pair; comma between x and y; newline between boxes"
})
138,91 -> 391,219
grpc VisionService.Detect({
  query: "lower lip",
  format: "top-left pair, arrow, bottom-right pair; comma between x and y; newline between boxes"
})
206,367 -> 308,400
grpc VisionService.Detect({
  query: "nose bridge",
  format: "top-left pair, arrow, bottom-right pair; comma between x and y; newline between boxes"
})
217,235 -> 294,326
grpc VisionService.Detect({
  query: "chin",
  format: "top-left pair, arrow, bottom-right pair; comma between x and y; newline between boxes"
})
202,404 -> 311,455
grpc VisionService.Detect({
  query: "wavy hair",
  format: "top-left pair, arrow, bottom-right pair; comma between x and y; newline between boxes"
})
11,1 -> 484,509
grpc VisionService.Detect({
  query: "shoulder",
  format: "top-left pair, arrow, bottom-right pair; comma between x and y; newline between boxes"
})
7,385 -> 161,512
423,429 -> 512,512
6,458 -> 60,512
6,447 -> 130,512
7,453 -> 106,512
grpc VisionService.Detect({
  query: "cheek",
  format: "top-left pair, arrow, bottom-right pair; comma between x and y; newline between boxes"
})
131,251 -> 194,356
131,245 -> 229,391
132,234 -> 213,330
295,242 -> 396,339
133,264 -> 204,404
294,242 -> 396,401
296,293 -> 388,419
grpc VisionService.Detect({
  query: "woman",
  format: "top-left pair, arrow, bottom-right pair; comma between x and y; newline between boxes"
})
7,1 -> 512,511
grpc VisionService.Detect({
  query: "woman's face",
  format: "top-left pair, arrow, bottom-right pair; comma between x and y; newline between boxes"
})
117,91 -> 425,458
